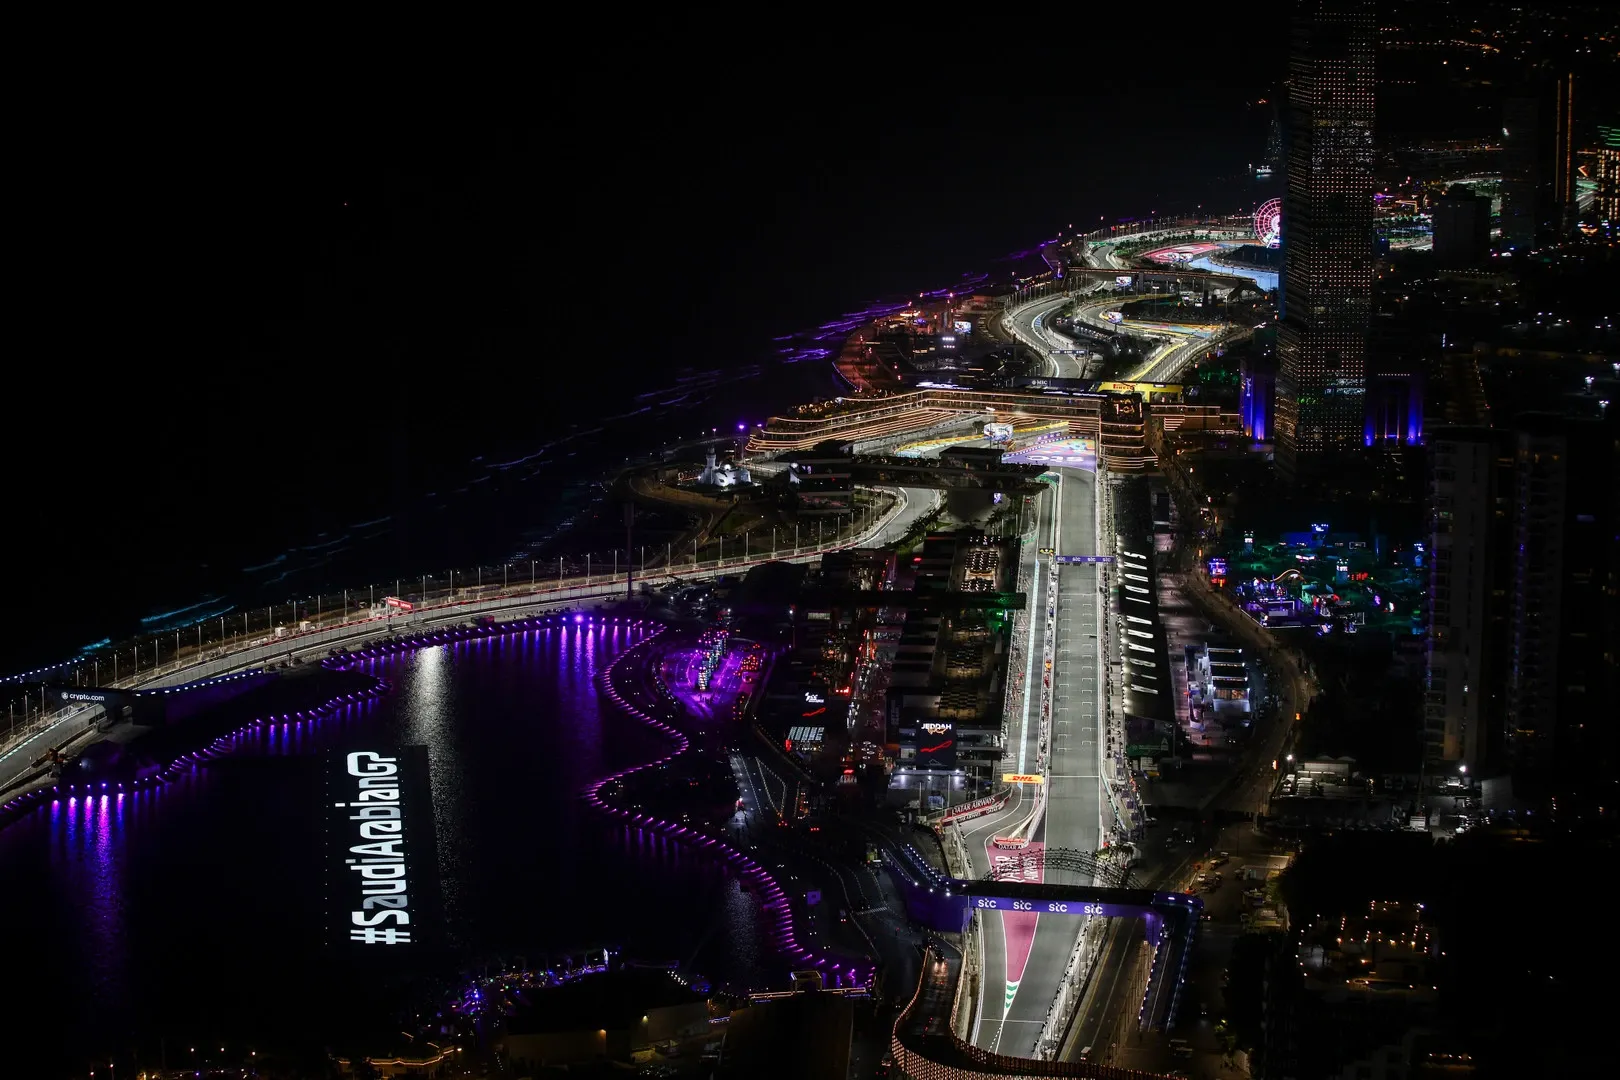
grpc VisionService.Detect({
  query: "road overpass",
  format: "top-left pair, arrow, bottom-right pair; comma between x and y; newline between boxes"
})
747,388 -> 1154,471
890,942 -> 1183,1080
1057,265 -> 1268,297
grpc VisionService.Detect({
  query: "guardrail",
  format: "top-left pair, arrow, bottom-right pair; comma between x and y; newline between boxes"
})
891,945 -> 1178,1080
932,790 -> 1010,828
1,487 -> 916,789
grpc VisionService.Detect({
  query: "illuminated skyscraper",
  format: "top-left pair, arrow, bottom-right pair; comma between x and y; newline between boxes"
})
1275,0 -> 1376,479
1594,123 -> 1620,227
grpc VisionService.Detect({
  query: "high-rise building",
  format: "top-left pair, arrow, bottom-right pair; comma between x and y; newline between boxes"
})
1594,123 -> 1620,227
1425,410 -> 1618,783
1501,75 -> 1575,248
1424,428 -> 1514,773
1365,363 -> 1424,448
1241,351 -> 1277,443
1275,0 -> 1377,479
1430,185 -> 1491,268
1504,413 -> 1616,778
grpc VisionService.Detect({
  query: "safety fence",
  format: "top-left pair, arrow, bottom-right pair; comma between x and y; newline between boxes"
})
0,489 -> 916,785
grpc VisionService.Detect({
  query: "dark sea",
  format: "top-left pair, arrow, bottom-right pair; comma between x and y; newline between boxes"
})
0,623 -> 781,1077
4,87 -> 1278,1078
7,94 -> 1275,680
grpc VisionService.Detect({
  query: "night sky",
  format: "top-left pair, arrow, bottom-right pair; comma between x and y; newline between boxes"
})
6,20 -> 1290,668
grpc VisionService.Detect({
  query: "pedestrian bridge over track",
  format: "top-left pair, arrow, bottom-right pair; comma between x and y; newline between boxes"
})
885,841 -> 1198,1035
892,943 -> 1184,1080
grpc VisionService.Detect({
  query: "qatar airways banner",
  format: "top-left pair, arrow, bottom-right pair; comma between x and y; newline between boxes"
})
326,745 -> 439,951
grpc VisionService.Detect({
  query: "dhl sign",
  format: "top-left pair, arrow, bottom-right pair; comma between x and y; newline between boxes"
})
1002,773 -> 1044,785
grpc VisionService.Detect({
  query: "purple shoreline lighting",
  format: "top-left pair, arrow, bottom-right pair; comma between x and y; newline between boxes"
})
585,626 -> 870,988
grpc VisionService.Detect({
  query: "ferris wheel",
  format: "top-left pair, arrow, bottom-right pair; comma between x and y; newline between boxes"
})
1254,198 -> 1282,248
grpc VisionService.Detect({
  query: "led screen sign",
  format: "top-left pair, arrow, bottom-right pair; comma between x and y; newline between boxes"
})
328,747 -> 437,949
914,719 -> 956,768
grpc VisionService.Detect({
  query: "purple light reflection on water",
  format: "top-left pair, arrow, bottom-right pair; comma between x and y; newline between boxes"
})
586,630 -> 871,987
0,614 -> 780,1073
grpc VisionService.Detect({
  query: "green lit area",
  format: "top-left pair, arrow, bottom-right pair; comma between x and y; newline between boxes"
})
1209,535 -> 1426,638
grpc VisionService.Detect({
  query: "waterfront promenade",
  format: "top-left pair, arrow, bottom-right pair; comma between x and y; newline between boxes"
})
0,485 -> 939,800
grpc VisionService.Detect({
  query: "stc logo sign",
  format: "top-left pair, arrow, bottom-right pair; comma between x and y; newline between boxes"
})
974,898 -> 1111,915
341,751 -> 414,945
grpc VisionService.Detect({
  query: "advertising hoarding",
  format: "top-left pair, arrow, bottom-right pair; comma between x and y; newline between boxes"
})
969,897 -> 1138,916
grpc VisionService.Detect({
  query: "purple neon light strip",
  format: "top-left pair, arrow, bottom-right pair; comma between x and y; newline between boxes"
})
1,615 -> 648,825
585,628 -> 869,986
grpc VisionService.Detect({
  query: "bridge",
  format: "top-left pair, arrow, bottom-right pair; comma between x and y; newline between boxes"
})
1051,265 -> 1268,298
885,843 -> 1199,1034
781,449 -> 1050,492
891,943 -> 1184,1080
747,388 -> 1155,470
1,485 -> 943,800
